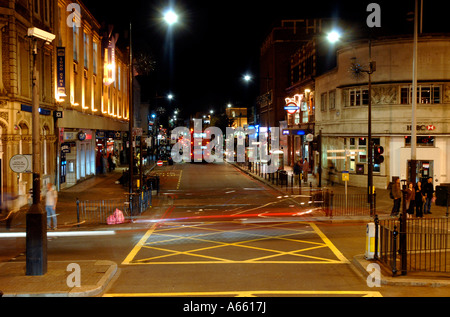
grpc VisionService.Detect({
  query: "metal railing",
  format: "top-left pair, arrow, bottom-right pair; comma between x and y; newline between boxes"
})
377,217 -> 450,275
76,189 -> 152,225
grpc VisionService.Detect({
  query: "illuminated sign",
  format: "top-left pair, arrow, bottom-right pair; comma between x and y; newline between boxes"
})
284,94 -> 303,114
103,34 -> 118,86
56,47 -> 66,97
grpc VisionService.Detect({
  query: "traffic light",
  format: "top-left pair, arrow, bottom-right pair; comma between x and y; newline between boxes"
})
374,145 -> 384,164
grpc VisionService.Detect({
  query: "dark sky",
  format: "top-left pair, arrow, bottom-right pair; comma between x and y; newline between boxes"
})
82,0 -> 446,118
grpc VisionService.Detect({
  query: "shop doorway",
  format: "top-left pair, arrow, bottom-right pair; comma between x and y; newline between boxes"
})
408,160 -> 433,184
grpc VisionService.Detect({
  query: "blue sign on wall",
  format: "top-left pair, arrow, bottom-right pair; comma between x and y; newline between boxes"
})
57,47 -> 66,97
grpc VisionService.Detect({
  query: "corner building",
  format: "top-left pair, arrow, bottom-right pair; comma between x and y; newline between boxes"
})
315,35 -> 450,189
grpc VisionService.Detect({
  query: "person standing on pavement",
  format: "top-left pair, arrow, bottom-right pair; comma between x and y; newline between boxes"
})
415,181 -> 424,218
45,183 -> 58,230
390,178 -> 402,217
406,182 -> 415,218
293,161 -> 301,185
423,177 -> 434,214
302,158 -> 309,184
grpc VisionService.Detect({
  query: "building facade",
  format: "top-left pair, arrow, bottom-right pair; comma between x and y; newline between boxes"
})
315,35 -> 450,189
0,0 -> 58,206
258,19 -> 336,169
0,0 -> 132,208
54,0 -> 130,190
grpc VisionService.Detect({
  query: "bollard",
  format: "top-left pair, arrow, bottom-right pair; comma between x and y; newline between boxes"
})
374,215 -> 379,260
76,198 -> 80,227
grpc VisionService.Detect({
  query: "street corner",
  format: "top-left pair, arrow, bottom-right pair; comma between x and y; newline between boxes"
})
0,260 -> 118,297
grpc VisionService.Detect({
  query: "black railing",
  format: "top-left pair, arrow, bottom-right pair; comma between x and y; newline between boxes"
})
377,217 -> 450,275
77,189 -> 152,225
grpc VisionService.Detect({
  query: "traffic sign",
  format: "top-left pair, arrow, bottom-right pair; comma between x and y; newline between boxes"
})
157,161 -> 163,167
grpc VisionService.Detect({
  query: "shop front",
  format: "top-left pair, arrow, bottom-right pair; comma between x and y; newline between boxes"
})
60,129 -> 95,189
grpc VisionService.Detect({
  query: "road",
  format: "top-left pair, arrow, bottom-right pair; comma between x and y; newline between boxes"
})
5,162 -> 449,301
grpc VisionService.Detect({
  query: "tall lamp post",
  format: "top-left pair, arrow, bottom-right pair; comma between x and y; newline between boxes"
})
328,31 -> 376,215
26,27 -> 55,276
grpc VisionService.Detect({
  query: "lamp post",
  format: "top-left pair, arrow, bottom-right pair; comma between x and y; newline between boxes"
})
26,27 -> 55,276
328,30 -> 376,215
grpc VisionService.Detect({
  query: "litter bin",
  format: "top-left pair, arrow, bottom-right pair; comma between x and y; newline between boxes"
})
365,222 -> 380,260
278,170 -> 287,185
435,184 -> 450,206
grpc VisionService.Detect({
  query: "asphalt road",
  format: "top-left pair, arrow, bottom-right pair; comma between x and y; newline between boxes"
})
4,162 -> 449,302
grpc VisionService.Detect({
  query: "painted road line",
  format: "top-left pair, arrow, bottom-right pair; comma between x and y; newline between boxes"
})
104,290 -> 383,297
122,224 -> 158,265
0,231 -> 116,238
310,223 -> 350,264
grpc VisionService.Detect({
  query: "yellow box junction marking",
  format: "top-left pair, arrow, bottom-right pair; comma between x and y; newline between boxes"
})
122,221 -> 349,265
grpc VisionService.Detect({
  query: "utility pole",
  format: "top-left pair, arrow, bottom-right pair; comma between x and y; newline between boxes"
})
129,22 -> 134,216
410,0 -> 419,184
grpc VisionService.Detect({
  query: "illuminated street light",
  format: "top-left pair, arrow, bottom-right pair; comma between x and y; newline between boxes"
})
327,31 -> 341,43
164,9 -> 178,25
243,74 -> 252,82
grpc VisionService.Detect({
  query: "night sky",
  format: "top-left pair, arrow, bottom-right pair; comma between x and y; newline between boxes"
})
82,0 -> 446,118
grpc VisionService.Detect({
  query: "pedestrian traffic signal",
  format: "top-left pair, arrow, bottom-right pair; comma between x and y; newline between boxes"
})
374,145 -> 384,164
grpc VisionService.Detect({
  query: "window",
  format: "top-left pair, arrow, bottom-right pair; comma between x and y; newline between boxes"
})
345,137 -> 381,172
292,65 -> 299,84
347,88 -> 369,106
329,90 -> 336,110
321,93 -> 327,112
405,136 -> 435,147
400,85 -> 441,104
118,66 -> 121,90
93,42 -> 98,74
84,32 -> 89,69
73,26 -> 79,62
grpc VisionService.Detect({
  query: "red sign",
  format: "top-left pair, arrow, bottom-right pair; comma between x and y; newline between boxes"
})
427,125 -> 435,131
157,161 -> 163,167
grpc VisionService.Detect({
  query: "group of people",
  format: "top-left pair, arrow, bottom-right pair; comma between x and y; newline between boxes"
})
390,177 -> 435,218
293,158 -> 310,185
96,151 -> 118,175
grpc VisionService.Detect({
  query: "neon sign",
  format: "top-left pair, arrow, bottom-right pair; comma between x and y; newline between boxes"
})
284,94 -> 303,114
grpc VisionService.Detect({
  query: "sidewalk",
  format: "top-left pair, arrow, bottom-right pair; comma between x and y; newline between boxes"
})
0,165 -> 158,297
233,162 -> 449,220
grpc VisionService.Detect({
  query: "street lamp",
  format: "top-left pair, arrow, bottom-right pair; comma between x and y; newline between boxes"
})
163,9 -> 179,26
327,30 -> 376,216
26,27 -> 55,276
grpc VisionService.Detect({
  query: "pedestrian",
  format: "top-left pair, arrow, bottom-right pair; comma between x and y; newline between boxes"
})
112,153 -> 117,170
406,182 -> 415,218
102,153 -> 108,174
108,153 -> 113,172
390,178 -> 402,217
415,181 -> 424,218
293,160 -> 301,185
96,151 -> 102,174
302,158 -> 309,184
328,162 -> 335,186
45,183 -> 58,230
423,177 -> 434,214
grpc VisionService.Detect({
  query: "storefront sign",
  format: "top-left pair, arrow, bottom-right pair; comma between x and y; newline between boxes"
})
61,143 -> 71,153
407,124 -> 436,131
284,94 -> 302,114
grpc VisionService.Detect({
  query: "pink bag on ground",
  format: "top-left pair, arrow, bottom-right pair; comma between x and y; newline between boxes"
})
107,208 -> 125,225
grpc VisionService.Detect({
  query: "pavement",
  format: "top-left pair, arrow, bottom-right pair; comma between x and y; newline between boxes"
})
0,162 -> 449,297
